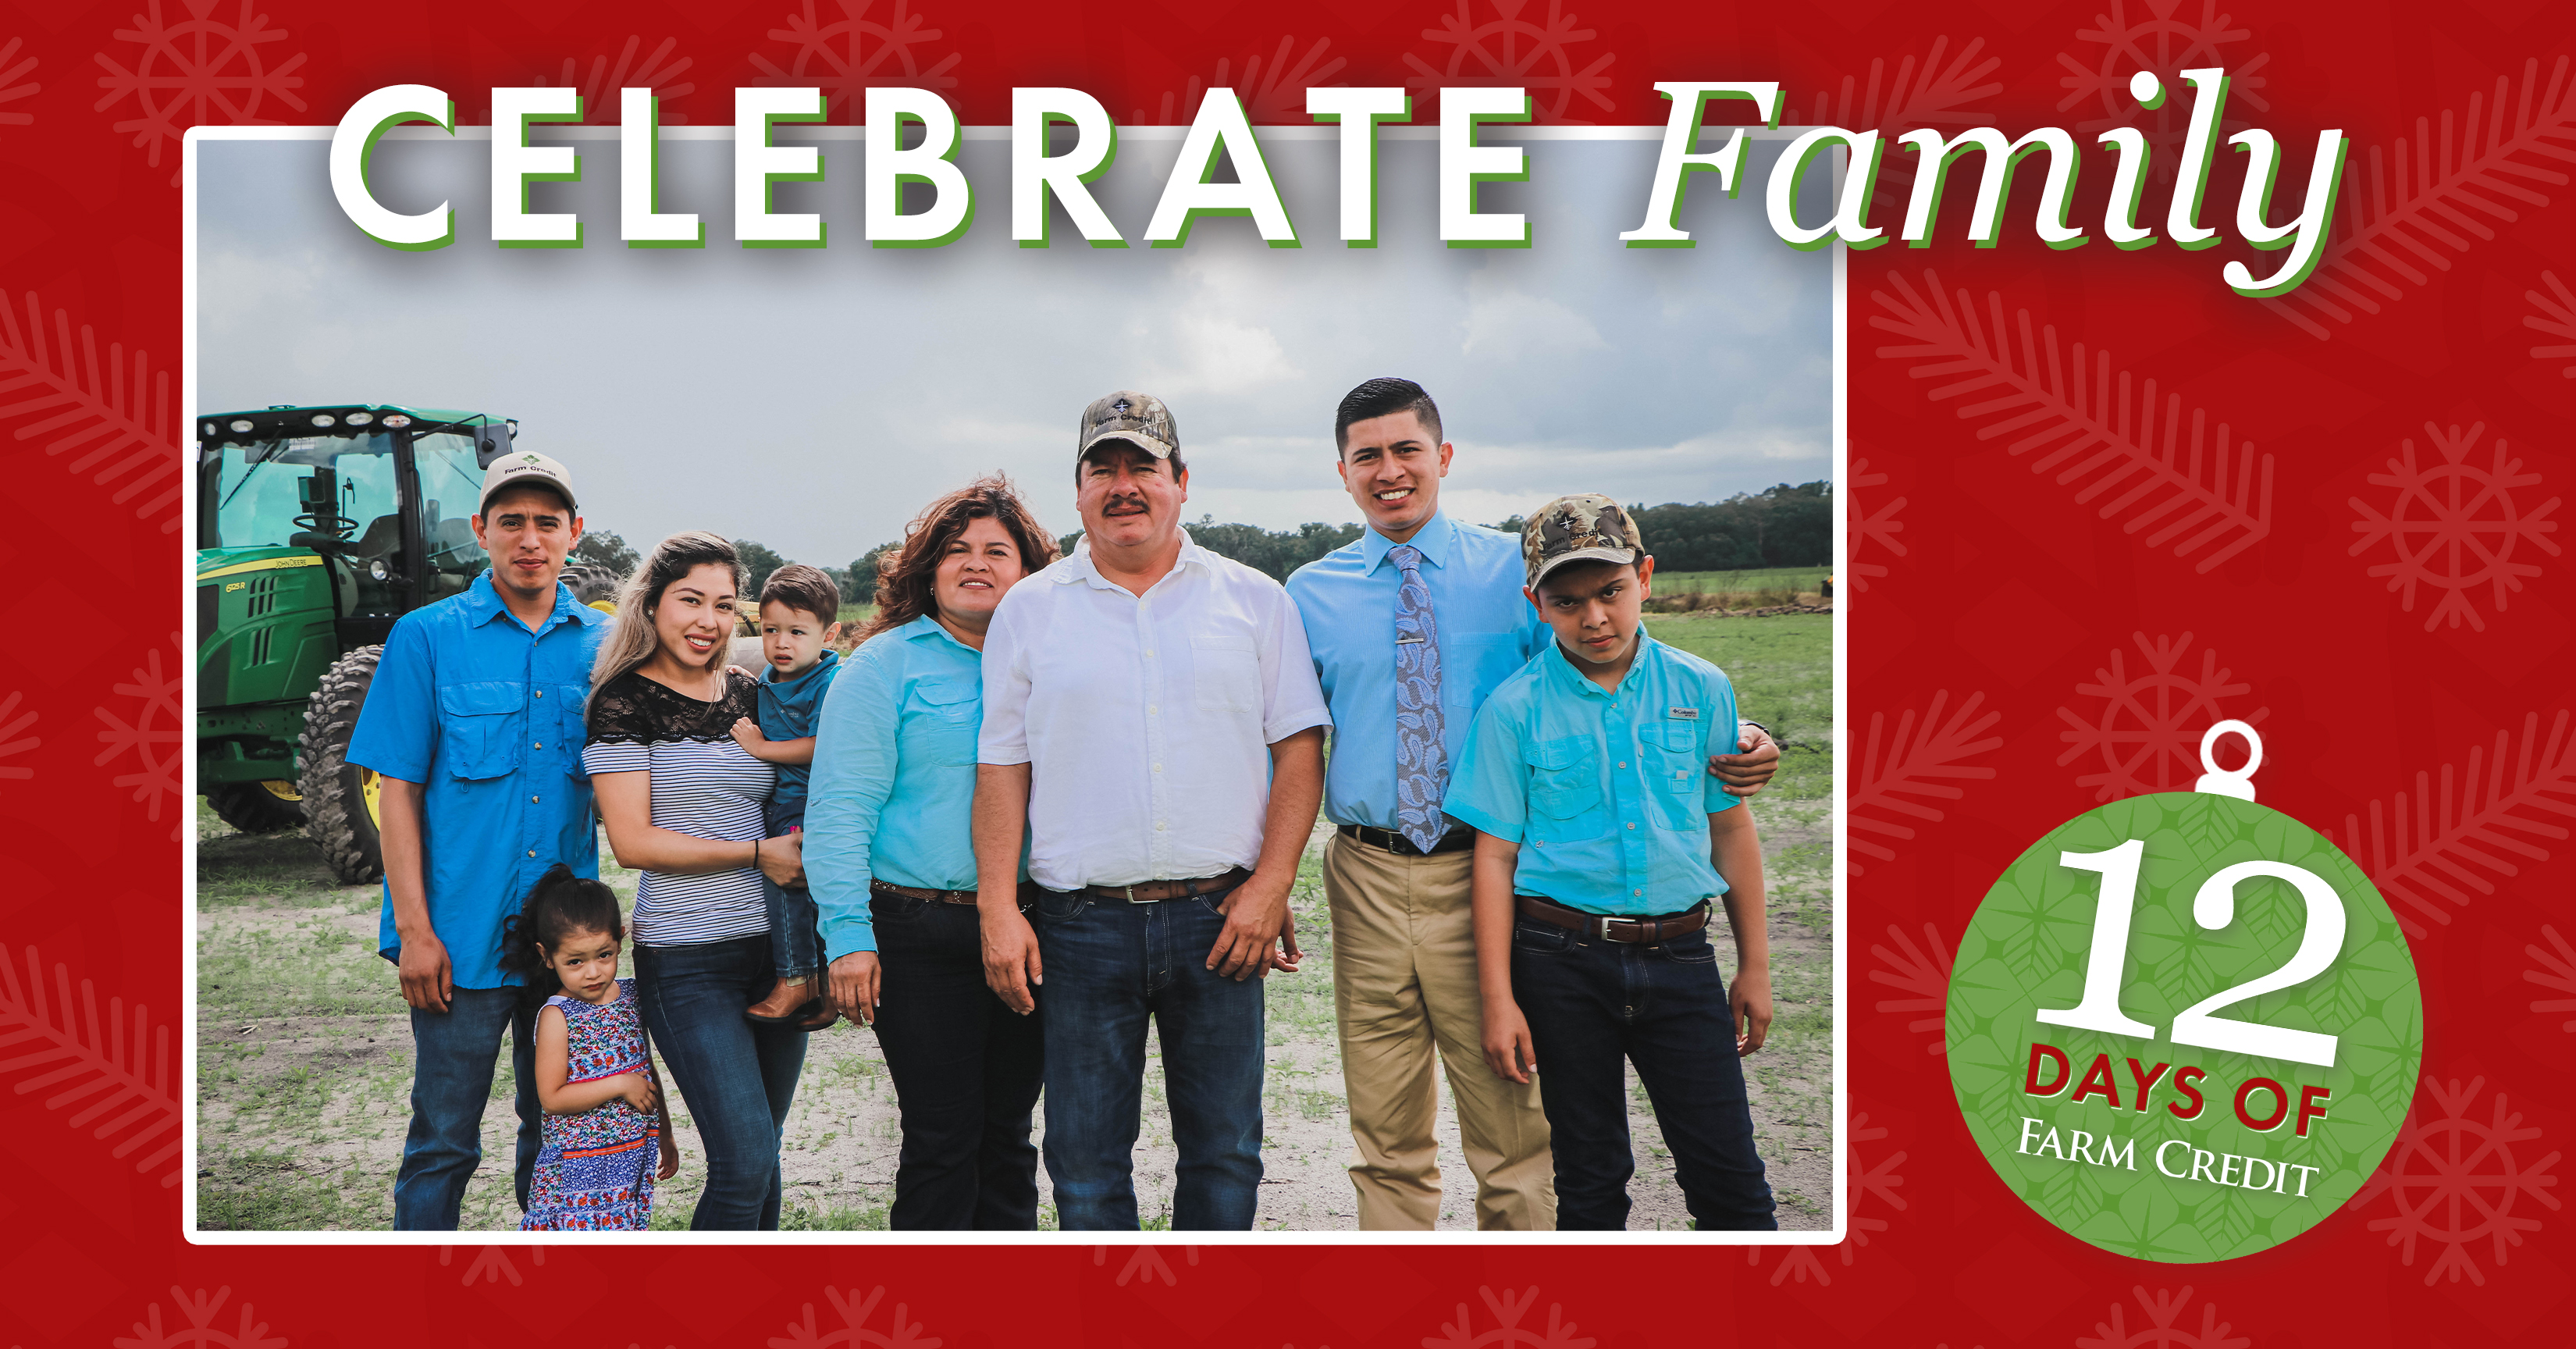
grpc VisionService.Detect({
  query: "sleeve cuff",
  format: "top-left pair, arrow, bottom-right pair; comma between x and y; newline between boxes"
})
1263,708 -> 1334,745
1441,800 -> 1519,842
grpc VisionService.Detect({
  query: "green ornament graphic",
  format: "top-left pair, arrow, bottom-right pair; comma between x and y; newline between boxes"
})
1945,724 -> 2423,1262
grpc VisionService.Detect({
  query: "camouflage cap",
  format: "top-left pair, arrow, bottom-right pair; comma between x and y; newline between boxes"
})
1077,390 -> 1178,461
1523,493 -> 1644,588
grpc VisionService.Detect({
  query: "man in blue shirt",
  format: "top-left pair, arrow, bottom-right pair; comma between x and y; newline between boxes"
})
346,450 -> 608,1230
1284,379 -> 1781,1230
1446,495 -> 1777,1231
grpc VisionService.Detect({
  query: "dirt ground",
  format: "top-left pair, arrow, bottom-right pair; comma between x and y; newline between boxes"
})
196,800 -> 1835,1233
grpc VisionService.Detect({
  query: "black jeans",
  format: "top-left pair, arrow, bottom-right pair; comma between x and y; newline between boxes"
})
1510,912 -> 1777,1231
871,893 -> 1045,1230
634,934 -> 808,1230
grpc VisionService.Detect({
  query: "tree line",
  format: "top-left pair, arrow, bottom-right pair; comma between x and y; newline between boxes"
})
565,482 -> 1834,604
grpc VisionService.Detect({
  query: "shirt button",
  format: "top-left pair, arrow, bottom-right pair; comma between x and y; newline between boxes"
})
1152,763 -> 1163,773
534,689 -> 543,697
1148,705 -> 1159,715
1617,761 -> 1627,769
526,849 -> 536,858
533,741 -> 543,749
1145,649 -> 1156,657
1156,821 -> 1167,831
1627,822 -> 1637,831
1635,888 -> 1643,897
531,795 -> 540,803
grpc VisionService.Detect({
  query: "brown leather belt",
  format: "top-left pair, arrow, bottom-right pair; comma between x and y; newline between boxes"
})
1075,867 -> 1253,903
871,879 -> 1043,906
1518,895 -> 1710,945
1336,823 -> 1476,856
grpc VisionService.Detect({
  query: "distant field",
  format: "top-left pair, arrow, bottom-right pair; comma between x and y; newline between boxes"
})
1654,567 -> 1831,596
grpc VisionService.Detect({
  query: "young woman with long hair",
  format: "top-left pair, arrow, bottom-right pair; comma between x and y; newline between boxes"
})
802,475 -> 1063,1229
582,530 -> 809,1230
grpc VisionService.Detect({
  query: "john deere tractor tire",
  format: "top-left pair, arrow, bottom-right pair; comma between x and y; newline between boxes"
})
301,644 -> 386,885
206,781 -> 305,834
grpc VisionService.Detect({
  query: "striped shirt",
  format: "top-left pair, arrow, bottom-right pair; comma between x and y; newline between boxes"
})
582,669 -> 776,947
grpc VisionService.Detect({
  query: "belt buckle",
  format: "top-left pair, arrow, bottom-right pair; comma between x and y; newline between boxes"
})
1592,913 -> 1618,942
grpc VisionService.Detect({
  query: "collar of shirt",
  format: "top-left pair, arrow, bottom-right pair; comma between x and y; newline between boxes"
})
1359,510 -> 1458,575
897,611 -> 978,654
1541,629 -> 1667,700
456,568 -> 595,634
761,646 -> 841,722
1052,527 -> 1219,593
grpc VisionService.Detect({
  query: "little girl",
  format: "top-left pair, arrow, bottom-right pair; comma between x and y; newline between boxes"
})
501,864 -> 679,1230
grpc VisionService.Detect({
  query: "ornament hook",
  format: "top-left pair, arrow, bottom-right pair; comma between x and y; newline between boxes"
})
2194,721 -> 2263,801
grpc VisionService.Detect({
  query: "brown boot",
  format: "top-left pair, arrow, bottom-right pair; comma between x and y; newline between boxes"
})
744,977 -> 813,1023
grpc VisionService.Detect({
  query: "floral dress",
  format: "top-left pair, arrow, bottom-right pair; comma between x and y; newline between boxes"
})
521,978 -> 659,1231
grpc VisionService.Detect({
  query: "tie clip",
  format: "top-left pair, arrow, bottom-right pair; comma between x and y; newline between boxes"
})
1396,635 -> 1427,644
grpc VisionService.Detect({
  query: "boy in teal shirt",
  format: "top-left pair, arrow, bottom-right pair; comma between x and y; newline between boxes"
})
1442,495 -> 1777,1230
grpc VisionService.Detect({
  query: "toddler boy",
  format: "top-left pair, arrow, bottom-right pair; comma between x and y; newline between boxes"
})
1442,495 -> 1777,1231
731,564 -> 845,1030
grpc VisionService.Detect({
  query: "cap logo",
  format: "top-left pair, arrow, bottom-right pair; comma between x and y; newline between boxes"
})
1112,400 -> 1131,414
521,454 -> 541,464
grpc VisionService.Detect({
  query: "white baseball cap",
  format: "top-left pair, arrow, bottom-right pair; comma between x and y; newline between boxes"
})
479,450 -> 578,514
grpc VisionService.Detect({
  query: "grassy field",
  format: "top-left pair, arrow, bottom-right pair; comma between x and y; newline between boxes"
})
196,611 -> 1834,1232
1653,567 -> 1830,596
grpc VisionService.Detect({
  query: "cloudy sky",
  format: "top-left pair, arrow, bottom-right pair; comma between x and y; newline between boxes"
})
197,126 -> 1830,566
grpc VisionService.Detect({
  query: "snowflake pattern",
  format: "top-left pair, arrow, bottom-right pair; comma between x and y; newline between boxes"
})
1851,689 -> 2001,874
2529,925 -> 2576,1032
534,35 -> 696,124
0,36 -> 37,129
0,945 -> 183,1187
2350,422 -> 2560,632
114,1287 -> 282,1349
2056,1 -> 2269,184
1422,1287 -> 1595,1349
749,0 -> 961,123
2056,632 -> 2266,801
0,688 -> 34,778
1870,272 -> 2274,573
1131,36 -> 1347,126
94,0 -> 308,186
2354,1076 -> 2561,1286
1870,923 -> 1952,1054
436,1244 -> 545,1287
1091,1244 -> 1198,1286
1846,456 -> 1906,593
771,1287 -> 940,1349
1402,0 -> 1614,125
0,291 -> 183,532
95,632 -> 185,840
1745,1113 -> 1906,1285
2073,1287 -> 2247,1349
2329,710 -> 2574,938
2526,271 -> 2576,378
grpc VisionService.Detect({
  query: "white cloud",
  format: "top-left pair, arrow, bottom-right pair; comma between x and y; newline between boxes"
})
1460,267 -> 1609,360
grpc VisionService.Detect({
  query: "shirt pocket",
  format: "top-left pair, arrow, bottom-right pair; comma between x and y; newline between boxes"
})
539,681 -> 588,776
436,680 -> 526,781
1191,634 -> 1261,714
1524,735 -> 1605,838
902,677 -> 982,767
1644,722 -> 1706,829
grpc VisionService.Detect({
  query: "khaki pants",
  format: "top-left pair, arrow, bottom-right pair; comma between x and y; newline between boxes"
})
1323,831 -> 1556,1230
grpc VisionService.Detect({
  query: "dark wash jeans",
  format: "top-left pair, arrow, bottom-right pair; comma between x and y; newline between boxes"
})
393,985 -> 539,1230
635,934 -> 808,1230
766,803 -> 822,984
871,892 -> 1045,1230
1510,913 -> 1777,1231
1030,883 -> 1265,1230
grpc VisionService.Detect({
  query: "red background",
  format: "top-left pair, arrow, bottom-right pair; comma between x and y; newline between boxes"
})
3,1 -> 2569,1345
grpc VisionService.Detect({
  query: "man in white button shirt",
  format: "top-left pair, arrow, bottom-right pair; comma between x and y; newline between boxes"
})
973,390 -> 1331,1230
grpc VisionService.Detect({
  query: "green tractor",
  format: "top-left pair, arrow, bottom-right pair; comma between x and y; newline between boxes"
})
197,404 -> 521,882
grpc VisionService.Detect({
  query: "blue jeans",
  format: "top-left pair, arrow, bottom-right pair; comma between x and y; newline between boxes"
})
1509,909 -> 1777,1231
392,985 -> 539,1230
872,893 -> 1045,1230
1030,885 -> 1265,1230
634,935 -> 808,1230
766,805 -> 821,983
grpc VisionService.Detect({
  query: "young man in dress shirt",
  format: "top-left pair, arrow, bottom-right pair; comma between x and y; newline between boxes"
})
347,451 -> 609,1230
972,390 -> 1330,1230
1283,378 -> 1781,1230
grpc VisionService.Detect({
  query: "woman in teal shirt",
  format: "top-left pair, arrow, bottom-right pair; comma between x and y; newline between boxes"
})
804,475 -> 1060,1230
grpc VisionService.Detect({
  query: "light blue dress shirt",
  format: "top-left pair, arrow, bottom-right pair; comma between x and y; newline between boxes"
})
347,571 -> 608,988
1286,511 -> 1548,832
804,614 -> 1018,960
1443,634 -> 1743,916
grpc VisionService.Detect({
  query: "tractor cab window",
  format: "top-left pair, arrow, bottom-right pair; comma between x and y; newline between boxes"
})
205,433 -> 404,614
412,432 -> 493,602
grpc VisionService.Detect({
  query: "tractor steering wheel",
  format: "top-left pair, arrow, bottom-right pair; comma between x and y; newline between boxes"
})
294,511 -> 359,539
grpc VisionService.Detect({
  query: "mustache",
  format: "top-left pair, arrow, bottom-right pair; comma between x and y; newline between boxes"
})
1101,493 -> 1150,512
